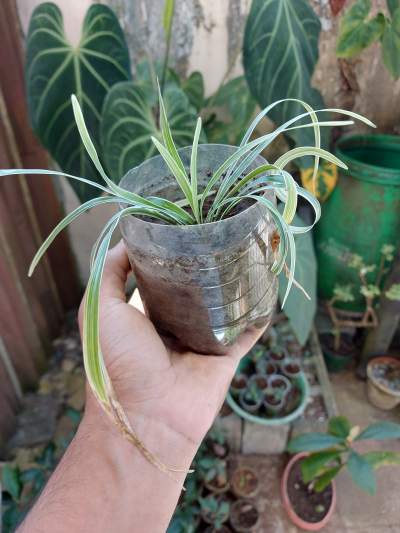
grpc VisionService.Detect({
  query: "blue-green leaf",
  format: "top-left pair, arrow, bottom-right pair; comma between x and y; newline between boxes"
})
347,450 -> 376,495
287,433 -> 344,453
301,450 -> 342,483
328,416 -> 351,439
355,421 -> 400,441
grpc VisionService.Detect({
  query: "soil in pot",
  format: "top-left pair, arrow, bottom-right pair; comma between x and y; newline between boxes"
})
287,458 -> 333,524
230,499 -> 260,532
231,467 -> 259,498
320,333 -> 356,372
370,359 -> 400,393
230,374 -> 248,397
282,361 -> 301,379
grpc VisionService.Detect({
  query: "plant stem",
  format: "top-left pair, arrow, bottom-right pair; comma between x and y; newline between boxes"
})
161,0 -> 175,94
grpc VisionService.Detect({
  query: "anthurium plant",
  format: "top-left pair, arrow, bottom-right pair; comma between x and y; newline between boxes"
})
287,417 -> 400,494
0,87 -> 373,470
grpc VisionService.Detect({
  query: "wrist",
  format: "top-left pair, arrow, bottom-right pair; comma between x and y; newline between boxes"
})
81,393 -> 199,477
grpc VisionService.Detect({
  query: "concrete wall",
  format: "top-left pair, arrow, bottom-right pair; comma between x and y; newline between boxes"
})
16,0 -> 400,281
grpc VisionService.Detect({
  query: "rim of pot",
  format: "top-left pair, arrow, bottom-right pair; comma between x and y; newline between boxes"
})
119,143 -> 273,230
367,356 -> 400,398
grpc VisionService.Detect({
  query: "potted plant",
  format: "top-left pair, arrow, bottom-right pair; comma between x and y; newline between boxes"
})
230,466 -> 259,499
199,495 -> 230,528
230,374 -> 248,398
230,499 -> 260,532
167,503 -> 201,533
239,382 -> 264,413
198,456 -> 230,494
322,246 -> 397,372
283,416 -> 400,530
0,88 -> 372,468
367,356 -> 400,410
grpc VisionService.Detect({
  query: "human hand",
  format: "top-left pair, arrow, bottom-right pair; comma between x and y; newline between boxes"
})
79,240 -> 266,468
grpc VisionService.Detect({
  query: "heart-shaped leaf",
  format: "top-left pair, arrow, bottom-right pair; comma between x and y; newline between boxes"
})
101,81 -> 205,180
336,0 -> 385,59
25,3 -> 131,201
243,0 -> 328,163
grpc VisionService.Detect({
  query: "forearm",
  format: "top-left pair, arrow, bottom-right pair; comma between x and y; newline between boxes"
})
19,402 -> 198,533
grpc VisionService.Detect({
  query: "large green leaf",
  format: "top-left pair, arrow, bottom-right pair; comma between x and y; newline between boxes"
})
336,0 -> 385,59
205,76 -> 256,145
243,0 -> 328,162
347,450 -> 376,495
355,421 -> 400,441
301,450 -> 342,483
364,451 -> 400,469
382,8 -> 400,80
287,432 -> 344,453
328,416 -> 351,439
101,81 -> 204,180
278,213 -> 316,346
182,71 -> 205,111
388,0 -> 400,17
25,2 -> 131,201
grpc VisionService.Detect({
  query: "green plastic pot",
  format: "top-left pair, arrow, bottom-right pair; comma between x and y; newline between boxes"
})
315,134 -> 400,311
322,346 -> 353,373
227,367 -> 309,426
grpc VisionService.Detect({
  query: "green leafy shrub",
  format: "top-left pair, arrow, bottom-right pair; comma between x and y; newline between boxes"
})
287,417 -> 400,495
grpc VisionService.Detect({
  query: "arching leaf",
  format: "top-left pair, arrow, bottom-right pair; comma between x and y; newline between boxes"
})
243,0 -> 328,165
101,81 -> 205,180
25,2 -> 131,201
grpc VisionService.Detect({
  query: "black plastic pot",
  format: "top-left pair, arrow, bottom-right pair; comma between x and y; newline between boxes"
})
120,145 -> 278,354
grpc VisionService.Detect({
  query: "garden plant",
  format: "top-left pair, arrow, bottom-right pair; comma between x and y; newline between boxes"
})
1,81 -> 373,469
283,417 -> 400,529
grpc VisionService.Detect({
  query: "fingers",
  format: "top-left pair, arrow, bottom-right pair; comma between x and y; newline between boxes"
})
78,240 -> 130,332
101,240 -> 131,301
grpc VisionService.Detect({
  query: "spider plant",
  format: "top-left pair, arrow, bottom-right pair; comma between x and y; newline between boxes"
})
0,86 -> 374,471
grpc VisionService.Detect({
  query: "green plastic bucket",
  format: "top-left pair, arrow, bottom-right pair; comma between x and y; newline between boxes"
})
226,372 -> 309,426
315,134 -> 400,310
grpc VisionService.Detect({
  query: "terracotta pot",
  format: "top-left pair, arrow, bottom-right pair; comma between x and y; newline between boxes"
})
281,452 -> 336,531
120,145 -> 278,355
367,356 -> 400,410
231,466 -> 260,499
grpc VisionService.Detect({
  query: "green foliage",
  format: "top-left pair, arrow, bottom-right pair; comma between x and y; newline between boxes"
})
199,496 -> 230,529
181,71 -> 205,111
287,432 -> 345,453
364,450 -> 400,468
205,76 -> 256,145
300,450 -> 342,483
386,283 -> 400,300
336,0 -> 385,58
243,0 -> 329,165
382,7 -> 400,79
278,213 -> 317,346
336,0 -> 400,79
25,3 -> 131,201
328,416 -> 351,438
101,81 -> 200,180
332,284 -> 355,304
288,416 -> 400,496
347,450 -> 376,495
1,464 -> 21,502
355,421 -> 400,441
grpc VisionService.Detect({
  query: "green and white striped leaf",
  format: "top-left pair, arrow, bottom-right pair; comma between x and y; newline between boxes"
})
101,81 -> 203,179
243,0 -> 328,164
278,213 -> 317,346
25,3 -> 131,201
